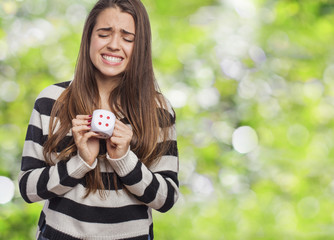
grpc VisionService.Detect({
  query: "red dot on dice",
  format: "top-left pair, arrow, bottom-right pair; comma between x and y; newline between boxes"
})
100,115 -> 103,118
107,116 -> 110,119
106,123 -> 109,127
98,122 -> 102,125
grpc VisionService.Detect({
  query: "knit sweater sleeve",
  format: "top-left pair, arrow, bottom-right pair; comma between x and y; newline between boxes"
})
107,99 -> 179,213
18,83 -> 96,203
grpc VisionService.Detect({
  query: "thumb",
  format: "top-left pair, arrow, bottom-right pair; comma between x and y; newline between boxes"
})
106,138 -> 116,148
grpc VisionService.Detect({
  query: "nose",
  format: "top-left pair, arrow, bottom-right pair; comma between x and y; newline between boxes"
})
107,35 -> 120,51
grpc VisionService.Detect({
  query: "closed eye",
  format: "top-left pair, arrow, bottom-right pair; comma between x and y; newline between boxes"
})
123,38 -> 134,43
98,34 -> 109,38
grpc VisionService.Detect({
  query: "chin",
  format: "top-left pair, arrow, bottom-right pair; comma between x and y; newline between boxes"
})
99,70 -> 125,79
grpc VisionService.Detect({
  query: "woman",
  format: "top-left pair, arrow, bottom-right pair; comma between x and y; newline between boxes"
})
18,0 -> 179,239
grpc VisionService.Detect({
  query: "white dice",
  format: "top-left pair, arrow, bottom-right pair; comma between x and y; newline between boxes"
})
90,109 -> 116,139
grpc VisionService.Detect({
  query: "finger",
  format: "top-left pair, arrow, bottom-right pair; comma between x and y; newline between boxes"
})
76,115 -> 92,120
116,125 -> 133,136
72,125 -> 91,134
112,129 -> 132,139
110,133 -> 132,145
114,121 -> 132,134
76,131 -> 99,146
81,131 -> 100,142
114,119 -> 130,129
106,138 -> 117,148
72,118 -> 92,127
75,130 -> 99,144
109,136 -> 126,147
109,128 -> 131,140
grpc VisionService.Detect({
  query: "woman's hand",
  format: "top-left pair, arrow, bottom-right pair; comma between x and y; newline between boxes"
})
106,119 -> 133,159
72,115 -> 100,166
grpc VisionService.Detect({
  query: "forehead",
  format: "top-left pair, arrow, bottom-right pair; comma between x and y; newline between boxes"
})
95,7 -> 135,32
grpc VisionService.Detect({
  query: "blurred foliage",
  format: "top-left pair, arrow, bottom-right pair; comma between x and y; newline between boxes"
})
2,0 -> 334,239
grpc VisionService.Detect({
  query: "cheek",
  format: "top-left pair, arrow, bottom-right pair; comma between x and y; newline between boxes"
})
89,39 -> 96,61
125,44 -> 134,58
90,37 -> 103,57
89,45 -> 93,62
89,43 -> 102,65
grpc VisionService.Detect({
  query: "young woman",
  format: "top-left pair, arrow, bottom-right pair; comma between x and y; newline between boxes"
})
18,0 -> 179,239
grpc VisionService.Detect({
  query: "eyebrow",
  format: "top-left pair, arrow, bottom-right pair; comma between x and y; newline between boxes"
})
96,27 -> 135,36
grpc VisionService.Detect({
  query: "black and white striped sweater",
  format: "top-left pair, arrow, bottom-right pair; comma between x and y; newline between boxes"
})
18,81 -> 179,240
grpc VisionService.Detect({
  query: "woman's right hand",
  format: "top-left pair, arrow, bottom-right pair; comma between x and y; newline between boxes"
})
72,115 -> 100,166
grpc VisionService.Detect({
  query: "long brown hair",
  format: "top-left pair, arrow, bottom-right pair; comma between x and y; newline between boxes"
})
43,0 -> 173,196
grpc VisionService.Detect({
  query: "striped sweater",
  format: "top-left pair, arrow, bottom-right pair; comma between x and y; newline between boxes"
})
18,81 -> 179,240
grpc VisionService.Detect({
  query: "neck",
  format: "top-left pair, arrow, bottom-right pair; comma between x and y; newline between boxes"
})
95,73 -> 121,111
96,74 -> 120,94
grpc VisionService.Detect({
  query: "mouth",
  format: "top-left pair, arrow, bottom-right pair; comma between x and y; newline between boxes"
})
102,54 -> 123,63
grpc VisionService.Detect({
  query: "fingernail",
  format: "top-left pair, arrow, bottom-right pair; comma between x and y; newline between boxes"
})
88,115 -> 92,118
88,120 -> 92,123
88,125 -> 91,127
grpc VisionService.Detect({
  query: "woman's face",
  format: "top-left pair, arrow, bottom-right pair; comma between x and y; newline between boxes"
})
90,7 -> 135,79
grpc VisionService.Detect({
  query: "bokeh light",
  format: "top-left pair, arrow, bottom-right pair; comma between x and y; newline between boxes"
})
166,86 -> 188,108
190,173 -> 214,198
0,81 -> 20,102
196,87 -> 220,109
232,126 -> 259,154
0,176 -> 15,204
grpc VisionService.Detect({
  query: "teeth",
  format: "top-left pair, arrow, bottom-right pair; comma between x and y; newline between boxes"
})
102,55 -> 122,63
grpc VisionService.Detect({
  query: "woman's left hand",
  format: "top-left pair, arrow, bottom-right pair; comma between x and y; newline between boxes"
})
106,119 -> 133,159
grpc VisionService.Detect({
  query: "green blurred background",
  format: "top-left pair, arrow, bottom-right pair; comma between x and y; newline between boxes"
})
1,0 -> 334,239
